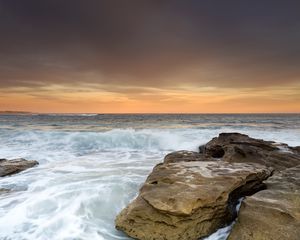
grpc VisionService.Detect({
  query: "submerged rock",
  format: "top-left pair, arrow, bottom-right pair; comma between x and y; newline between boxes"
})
0,158 -> 38,177
115,161 -> 272,240
228,165 -> 300,240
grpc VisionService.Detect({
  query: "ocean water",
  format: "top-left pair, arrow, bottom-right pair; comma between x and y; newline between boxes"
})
0,114 -> 299,240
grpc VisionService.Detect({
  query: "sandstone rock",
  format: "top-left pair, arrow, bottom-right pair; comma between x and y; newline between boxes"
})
204,133 -> 300,170
115,161 -> 272,240
164,150 -> 210,164
0,158 -> 39,177
228,165 -> 300,240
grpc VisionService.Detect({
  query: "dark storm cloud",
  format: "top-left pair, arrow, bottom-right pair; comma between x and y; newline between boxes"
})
0,0 -> 300,89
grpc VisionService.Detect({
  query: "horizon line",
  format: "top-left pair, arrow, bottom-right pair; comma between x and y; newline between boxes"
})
0,111 -> 300,115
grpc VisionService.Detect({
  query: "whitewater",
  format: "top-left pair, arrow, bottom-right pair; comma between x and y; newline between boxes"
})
0,114 -> 299,240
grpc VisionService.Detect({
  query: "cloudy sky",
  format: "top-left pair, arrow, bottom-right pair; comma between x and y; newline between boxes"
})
0,0 -> 300,113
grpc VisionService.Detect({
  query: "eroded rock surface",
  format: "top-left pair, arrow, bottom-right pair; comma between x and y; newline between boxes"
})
164,150 -> 210,164
228,165 -> 300,240
204,133 -> 300,170
115,161 -> 272,240
0,158 -> 38,177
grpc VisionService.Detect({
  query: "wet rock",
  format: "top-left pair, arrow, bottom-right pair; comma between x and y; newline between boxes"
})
0,158 -> 39,177
0,188 -> 10,194
228,165 -> 300,240
204,133 -> 300,170
115,161 -> 272,240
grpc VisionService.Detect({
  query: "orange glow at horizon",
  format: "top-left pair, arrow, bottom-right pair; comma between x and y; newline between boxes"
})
1,84 -> 299,113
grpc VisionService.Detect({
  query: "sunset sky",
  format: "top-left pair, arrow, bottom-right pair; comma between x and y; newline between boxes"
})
0,1 -> 300,113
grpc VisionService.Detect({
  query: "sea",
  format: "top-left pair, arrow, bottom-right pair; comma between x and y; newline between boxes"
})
0,114 -> 299,240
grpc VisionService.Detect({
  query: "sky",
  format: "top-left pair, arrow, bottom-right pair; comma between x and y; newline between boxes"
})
0,0 -> 300,113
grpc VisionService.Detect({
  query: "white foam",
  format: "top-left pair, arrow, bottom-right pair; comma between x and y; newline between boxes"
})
203,224 -> 233,240
276,145 -> 294,153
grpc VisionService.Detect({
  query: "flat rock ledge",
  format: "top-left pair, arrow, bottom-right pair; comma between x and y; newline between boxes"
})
116,161 -> 272,240
0,158 -> 39,177
115,133 -> 300,240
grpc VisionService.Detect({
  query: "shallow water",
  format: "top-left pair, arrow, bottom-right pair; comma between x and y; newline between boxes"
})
0,114 -> 299,240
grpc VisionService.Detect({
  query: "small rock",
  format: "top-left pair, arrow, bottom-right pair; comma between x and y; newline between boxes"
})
0,188 -> 10,194
0,158 -> 39,177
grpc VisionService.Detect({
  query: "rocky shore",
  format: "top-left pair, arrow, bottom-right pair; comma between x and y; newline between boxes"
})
115,133 -> 300,240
